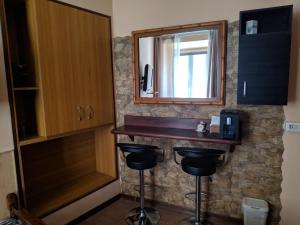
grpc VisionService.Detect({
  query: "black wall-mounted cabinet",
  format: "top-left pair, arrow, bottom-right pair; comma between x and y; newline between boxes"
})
237,5 -> 293,105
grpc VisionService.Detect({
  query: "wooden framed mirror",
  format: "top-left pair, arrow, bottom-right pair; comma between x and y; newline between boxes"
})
132,20 -> 227,105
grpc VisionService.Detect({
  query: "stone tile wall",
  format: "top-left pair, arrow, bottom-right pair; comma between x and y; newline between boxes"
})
113,22 -> 284,223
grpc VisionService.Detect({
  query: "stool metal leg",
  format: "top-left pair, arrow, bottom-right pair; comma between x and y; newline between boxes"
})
126,170 -> 160,225
140,170 -> 145,210
180,176 -> 213,225
195,176 -> 201,224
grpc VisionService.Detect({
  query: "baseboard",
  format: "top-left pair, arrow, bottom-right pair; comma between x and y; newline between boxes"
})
42,180 -> 121,225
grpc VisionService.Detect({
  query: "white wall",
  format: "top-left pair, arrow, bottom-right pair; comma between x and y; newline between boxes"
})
0,21 -> 16,218
0,25 -> 14,154
58,0 -> 112,16
0,151 -> 17,219
113,0 -> 294,37
112,1 -> 300,225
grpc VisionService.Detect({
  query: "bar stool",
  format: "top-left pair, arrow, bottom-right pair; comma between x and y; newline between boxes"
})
117,143 -> 161,225
173,147 -> 225,225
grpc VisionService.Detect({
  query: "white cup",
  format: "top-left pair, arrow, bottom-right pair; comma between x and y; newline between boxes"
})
246,20 -> 258,35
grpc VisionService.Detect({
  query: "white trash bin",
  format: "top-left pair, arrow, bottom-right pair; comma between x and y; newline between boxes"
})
0,219 -> 20,225
242,197 -> 269,225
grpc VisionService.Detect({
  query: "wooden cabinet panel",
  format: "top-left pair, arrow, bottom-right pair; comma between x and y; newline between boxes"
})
30,0 -> 79,136
59,7 -> 115,129
2,0 -> 117,218
87,15 -> 114,127
31,0 -> 114,136
21,130 -> 117,216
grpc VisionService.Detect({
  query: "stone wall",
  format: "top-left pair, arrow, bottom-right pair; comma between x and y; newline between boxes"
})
113,22 -> 285,223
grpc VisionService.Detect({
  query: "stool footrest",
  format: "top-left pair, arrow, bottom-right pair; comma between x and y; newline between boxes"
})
184,192 -> 208,201
133,183 -> 155,193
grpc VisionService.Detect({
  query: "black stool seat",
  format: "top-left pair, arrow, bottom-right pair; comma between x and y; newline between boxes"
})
117,143 -> 158,153
181,157 -> 216,176
126,153 -> 157,170
174,147 -> 225,158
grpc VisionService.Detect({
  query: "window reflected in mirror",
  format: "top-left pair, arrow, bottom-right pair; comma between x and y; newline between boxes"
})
133,21 -> 227,105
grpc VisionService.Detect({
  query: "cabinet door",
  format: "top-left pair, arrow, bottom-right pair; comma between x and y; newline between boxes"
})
64,8 -> 114,129
237,33 -> 291,105
46,2 -> 93,131
85,15 -> 115,128
30,0 -> 79,136
31,0 -> 114,136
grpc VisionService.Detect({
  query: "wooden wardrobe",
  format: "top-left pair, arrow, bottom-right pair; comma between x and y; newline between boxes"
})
1,0 -> 117,217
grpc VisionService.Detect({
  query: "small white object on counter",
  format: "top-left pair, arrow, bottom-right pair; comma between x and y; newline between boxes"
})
211,116 -> 220,125
210,116 -> 220,134
196,121 -> 207,133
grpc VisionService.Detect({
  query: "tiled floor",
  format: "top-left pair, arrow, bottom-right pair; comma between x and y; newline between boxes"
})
77,198 -> 242,225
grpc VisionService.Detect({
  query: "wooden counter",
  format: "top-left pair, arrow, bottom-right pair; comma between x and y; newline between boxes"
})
112,115 -> 241,146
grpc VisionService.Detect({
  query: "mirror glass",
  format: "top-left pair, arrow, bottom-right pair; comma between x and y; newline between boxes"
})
133,21 -> 227,104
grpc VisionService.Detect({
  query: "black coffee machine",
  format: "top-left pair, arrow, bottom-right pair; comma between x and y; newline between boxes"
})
220,110 -> 241,140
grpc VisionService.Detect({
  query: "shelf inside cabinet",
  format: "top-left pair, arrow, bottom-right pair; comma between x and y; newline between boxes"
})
21,127 -> 117,216
5,0 -> 38,88
26,171 -> 115,216
19,136 -> 47,147
239,31 -> 290,39
240,5 -> 293,35
14,92 -> 39,140
13,87 -> 39,91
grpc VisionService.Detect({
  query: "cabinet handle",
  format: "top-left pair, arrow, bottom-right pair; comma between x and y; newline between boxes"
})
87,106 -> 94,120
243,81 -> 247,97
77,106 -> 84,121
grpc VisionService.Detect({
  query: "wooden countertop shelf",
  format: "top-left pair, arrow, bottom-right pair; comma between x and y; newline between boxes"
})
112,115 -> 241,146
27,171 -> 115,217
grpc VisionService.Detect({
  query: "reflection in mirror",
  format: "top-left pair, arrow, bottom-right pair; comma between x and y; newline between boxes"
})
133,21 -> 227,105
139,30 -> 221,99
